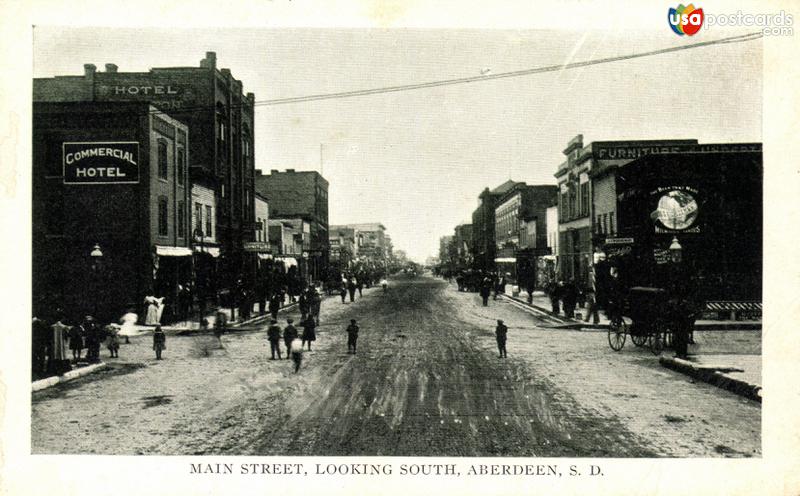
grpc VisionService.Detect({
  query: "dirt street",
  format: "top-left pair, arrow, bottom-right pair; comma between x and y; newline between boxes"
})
32,276 -> 759,457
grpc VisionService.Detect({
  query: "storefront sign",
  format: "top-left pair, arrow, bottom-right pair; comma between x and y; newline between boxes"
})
243,242 -> 271,253
605,237 -> 634,245
596,143 -> 761,161
63,142 -> 139,184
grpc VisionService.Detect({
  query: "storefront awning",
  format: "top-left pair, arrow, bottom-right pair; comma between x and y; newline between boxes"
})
494,257 -> 517,263
155,245 -> 193,257
275,256 -> 298,268
257,253 -> 273,260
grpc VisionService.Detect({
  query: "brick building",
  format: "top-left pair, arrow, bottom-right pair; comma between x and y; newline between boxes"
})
493,183 -> 558,287
255,169 -> 329,282
471,180 -> 522,272
329,226 -> 357,268
34,52 -> 256,292
33,102 -> 190,322
453,223 -> 473,270
555,135 -> 698,288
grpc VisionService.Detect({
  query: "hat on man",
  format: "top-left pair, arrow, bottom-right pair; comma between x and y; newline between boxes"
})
287,318 -> 294,324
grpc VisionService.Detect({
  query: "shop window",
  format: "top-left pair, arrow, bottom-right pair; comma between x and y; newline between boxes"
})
205,205 -> 213,239
194,202 -> 202,234
581,182 -> 589,216
158,197 -> 168,237
157,140 -> 168,180
178,200 -> 185,238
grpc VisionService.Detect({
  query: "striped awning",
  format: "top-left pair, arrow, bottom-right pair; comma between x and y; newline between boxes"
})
494,257 -> 517,263
155,245 -> 192,257
704,301 -> 762,311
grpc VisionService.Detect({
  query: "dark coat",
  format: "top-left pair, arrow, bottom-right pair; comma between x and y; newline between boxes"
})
267,324 -> 282,342
283,325 -> 298,345
301,318 -> 317,341
495,323 -> 508,342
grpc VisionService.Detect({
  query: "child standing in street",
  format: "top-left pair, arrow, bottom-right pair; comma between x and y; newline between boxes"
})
495,319 -> 508,358
290,337 -> 304,373
153,325 -> 166,360
346,319 -> 359,354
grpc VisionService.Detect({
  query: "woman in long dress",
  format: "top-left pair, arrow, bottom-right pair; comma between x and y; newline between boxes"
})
144,296 -> 160,325
118,309 -> 140,343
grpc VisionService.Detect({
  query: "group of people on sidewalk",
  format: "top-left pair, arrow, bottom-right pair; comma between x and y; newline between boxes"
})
32,312 -> 129,379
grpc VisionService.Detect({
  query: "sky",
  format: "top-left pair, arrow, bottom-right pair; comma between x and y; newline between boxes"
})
33,27 -> 762,262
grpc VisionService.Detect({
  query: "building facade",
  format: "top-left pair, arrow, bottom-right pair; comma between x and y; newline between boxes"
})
493,183 -> 558,288
471,180 -> 521,272
255,169 -> 329,282
33,102 -> 191,322
555,135 -> 698,288
329,226 -> 357,268
34,52 -> 257,293
453,224 -> 473,270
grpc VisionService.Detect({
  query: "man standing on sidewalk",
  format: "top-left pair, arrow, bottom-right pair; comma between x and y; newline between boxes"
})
584,252 -> 608,325
495,319 -> 508,358
266,319 -> 282,360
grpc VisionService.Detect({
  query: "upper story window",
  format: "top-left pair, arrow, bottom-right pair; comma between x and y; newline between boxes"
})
158,196 -> 168,237
157,140 -> 168,180
177,148 -> 185,186
177,201 -> 186,238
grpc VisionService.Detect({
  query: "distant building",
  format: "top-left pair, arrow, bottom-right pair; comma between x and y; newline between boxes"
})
453,224 -> 473,269
254,193 -> 269,244
439,235 -> 455,269
346,223 -> 387,261
471,180 -> 522,271
255,169 -> 329,282
33,101 -> 190,321
493,183 -> 558,288
329,226 -> 357,268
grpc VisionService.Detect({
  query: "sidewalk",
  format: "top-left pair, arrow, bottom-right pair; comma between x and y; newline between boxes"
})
497,287 -> 762,402
500,291 -> 762,331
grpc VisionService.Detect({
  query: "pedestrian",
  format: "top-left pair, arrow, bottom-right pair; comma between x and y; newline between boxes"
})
562,280 -> 578,319
309,287 -> 322,325
32,317 -> 50,377
495,319 -> 508,358
548,280 -> 562,315
266,318 -> 282,360
340,282 -> 347,304
301,315 -> 316,351
214,310 -> 228,346
152,325 -> 166,360
269,293 -> 281,320
346,319 -> 359,354
347,278 -> 357,302
144,295 -> 163,326
105,324 -> 120,358
67,321 -> 84,363
480,277 -> 492,306
83,316 -> 101,363
283,318 -> 298,360
118,308 -> 139,344
178,284 -> 191,321
290,336 -> 304,373
357,278 -> 363,297
298,289 -> 310,322
380,278 -> 388,292
49,313 -> 71,375
584,252 -> 606,325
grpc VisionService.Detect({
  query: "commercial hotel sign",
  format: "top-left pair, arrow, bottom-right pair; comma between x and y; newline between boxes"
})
63,142 -> 139,184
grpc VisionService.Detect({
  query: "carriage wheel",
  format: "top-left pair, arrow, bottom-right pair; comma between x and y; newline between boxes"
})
649,326 -> 664,355
607,318 -> 627,351
631,332 -> 648,347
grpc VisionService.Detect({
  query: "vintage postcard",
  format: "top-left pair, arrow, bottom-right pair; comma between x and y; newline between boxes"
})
2,0 -> 799,494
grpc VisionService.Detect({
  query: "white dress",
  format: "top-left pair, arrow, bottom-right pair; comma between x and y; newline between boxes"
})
144,296 -> 161,325
118,312 -> 140,337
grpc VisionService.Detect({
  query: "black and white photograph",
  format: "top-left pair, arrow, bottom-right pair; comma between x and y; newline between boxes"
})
2,0 -> 799,494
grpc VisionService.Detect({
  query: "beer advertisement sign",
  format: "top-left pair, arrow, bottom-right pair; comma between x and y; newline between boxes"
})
63,142 -> 140,184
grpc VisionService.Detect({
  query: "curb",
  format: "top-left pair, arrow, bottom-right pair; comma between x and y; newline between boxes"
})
659,356 -> 762,403
32,362 -> 107,392
498,294 -> 761,331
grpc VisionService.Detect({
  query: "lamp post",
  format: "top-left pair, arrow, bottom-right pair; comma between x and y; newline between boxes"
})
193,228 -> 206,326
90,244 -> 103,318
669,236 -> 683,264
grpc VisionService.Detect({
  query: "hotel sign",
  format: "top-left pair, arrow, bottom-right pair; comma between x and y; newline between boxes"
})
63,142 -> 139,184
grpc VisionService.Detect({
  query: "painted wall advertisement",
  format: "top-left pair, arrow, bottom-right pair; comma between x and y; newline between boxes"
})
63,142 -> 140,184
649,186 -> 700,233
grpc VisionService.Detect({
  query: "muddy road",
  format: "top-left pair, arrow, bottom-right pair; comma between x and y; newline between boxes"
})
33,276 -> 758,456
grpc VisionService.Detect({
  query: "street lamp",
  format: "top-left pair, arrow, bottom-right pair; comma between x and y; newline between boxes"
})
90,244 -> 103,317
669,236 -> 683,264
